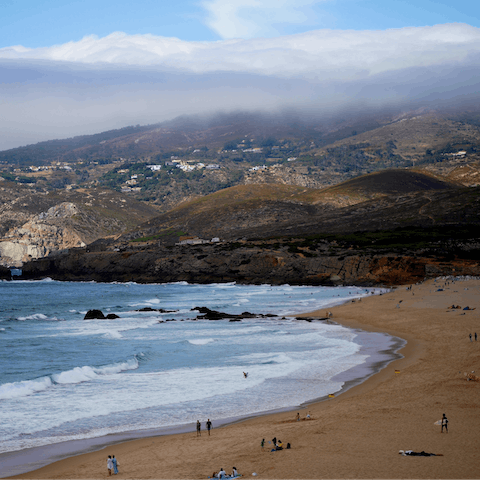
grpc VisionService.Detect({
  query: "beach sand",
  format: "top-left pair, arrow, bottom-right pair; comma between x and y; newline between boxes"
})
9,278 -> 480,479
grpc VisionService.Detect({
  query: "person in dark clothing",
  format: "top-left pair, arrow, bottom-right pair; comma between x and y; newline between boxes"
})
206,419 -> 212,435
441,413 -> 448,433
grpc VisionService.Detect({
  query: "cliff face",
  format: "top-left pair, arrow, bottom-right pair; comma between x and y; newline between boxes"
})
0,184 -> 158,267
20,242 -> 480,286
0,203 -> 86,266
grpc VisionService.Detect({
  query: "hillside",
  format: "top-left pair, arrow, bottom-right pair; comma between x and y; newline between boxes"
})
0,181 -> 158,267
1,107 -> 480,212
119,170 -> 464,243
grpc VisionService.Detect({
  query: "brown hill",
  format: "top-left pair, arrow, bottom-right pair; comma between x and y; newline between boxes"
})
120,169 -> 464,243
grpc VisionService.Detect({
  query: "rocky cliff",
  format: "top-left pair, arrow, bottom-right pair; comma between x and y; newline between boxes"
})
20,241 -> 480,286
0,183 -> 158,267
0,203 -> 86,266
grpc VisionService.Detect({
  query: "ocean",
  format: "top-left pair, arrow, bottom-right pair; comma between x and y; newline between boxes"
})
0,280 -> 402,476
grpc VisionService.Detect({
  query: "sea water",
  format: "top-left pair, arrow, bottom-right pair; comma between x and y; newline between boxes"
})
0,280 -> 397,462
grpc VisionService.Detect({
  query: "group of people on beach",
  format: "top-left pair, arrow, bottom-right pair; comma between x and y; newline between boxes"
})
261,437 -> 290,452
295,411 -> 312,421
106,455 -> 119,476
197,418 -> 213,436
211,466 -> 239,478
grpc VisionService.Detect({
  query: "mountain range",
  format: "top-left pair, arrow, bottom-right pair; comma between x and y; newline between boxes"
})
1,106 -> 480,282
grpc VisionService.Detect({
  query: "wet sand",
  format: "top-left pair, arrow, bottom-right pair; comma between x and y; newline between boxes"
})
8,277 -> 480,479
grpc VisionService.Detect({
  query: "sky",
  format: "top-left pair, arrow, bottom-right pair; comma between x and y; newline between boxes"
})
1,0 -> 480,150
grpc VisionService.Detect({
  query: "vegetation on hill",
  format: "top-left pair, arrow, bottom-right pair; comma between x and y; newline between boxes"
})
0,107 -> 478,212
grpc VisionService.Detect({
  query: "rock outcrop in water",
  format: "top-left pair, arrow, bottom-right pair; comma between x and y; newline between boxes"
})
84,309 -> 120,320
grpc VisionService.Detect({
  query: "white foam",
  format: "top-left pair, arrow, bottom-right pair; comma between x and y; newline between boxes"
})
53,358 -> 139,384
0,358 -> 139,401
188,338 -> 215,345
0,377 -> 53,400
17,313 -> 48,321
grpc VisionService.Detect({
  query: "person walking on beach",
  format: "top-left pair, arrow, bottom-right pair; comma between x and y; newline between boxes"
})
261,438 -> 265,450
441,413 -> 448,433
107,456 -> 113,476
196,420 -> 201,436
206,418 -> 212,435
112,455 -> 119,475
475,332 -> 478,341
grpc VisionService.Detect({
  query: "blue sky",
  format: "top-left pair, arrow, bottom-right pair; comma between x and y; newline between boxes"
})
2,0 -> 479,47
1,0 -> 480,150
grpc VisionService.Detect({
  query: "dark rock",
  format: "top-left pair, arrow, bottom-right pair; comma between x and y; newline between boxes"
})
106,313 -> 120,319
19,237 -> 480,287
192,307 -> 277,321
84,309 -> 106,320
0,266 -> 11,280
136,307 -> 176,313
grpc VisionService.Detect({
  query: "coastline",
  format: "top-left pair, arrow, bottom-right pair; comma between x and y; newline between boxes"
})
6,277 -> 480,479
0,296 -> 401,478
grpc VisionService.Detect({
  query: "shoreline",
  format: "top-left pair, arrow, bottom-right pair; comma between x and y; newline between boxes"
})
6,277 -> 480,479
0,301 -> 403,478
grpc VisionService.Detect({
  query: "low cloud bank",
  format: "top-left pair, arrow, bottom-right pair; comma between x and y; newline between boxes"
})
1,24 -> 480,150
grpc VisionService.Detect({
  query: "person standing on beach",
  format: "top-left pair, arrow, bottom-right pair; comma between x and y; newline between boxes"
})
206,418 -> 212,435
261,438 -> 265,450
107,456 -> 113,476
196,420 -> 201,436
475,332 -> 478,341
441,413 -> 448,433
112,455 -> 118,475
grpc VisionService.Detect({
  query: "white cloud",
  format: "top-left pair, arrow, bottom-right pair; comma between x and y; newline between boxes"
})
1,23 -> 480,150
201,0 -> 320,39
1,24 -> 479,81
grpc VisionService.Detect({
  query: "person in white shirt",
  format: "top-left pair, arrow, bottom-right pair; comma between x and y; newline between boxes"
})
107,456 -> 113,476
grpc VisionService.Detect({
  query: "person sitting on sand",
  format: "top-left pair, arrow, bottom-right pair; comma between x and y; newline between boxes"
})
276,440 -> 283,450
306,412 -> 311,420
218,468 -> 226,478
232,466 -> 238,477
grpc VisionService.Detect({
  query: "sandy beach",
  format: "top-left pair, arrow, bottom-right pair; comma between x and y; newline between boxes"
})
8,277 -> 480,479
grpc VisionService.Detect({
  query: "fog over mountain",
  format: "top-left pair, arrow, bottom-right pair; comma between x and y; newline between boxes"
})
1,23 -> 480,150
